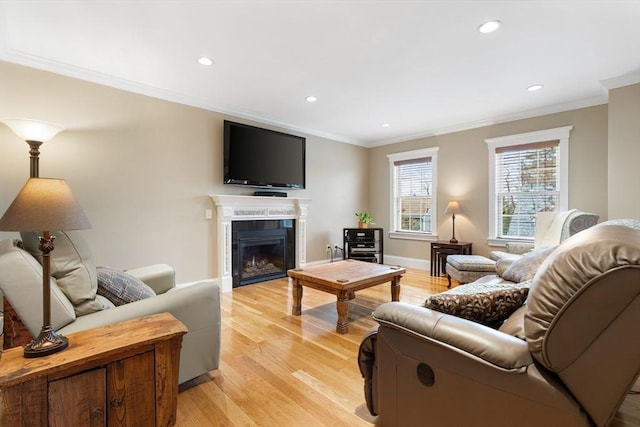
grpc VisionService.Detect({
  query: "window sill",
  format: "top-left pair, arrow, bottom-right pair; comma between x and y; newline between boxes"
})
487,238 -> 534,248
389,231 -> 437,242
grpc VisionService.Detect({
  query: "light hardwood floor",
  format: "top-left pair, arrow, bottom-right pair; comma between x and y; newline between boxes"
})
1,268 -> 637,426
176,268 -> 639,427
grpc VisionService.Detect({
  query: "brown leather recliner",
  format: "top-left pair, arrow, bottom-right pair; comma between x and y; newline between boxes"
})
359,221 -> 640,427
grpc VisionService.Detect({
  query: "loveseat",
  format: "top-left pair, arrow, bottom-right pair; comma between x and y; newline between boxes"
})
358,220 -> 640,426
0,231 -> 221,384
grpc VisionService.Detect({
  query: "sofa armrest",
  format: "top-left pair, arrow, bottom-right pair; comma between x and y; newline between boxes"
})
60,279 -> 221,384
60,279 -> 217,334
126,264 -> 175,294
372,302 -> 532,370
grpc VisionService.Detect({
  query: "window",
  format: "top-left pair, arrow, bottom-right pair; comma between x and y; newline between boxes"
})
387,147 -> 439,240
487,126 -> 571,244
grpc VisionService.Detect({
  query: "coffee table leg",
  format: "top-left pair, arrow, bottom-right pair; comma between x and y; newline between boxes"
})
292,279 -> 303,316
336,293 -> 350,334
391,276 -> 401,301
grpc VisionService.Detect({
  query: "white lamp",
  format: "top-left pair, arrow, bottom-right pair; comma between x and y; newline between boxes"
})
0,118 -> 65,178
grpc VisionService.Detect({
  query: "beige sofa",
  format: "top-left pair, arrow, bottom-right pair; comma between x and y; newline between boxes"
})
0,233 -> 221,384
359,220 -> 640,427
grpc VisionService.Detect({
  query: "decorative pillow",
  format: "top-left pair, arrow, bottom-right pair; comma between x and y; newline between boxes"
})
424,280 -> 532,326
96,266 -> 156,306
501,245 -> 557,283
20,231 -> 108,316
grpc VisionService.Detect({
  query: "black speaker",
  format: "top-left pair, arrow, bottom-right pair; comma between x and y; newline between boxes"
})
253,191 -> 287,197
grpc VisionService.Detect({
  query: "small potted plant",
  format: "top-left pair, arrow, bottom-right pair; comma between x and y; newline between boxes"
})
355,212 -> 374,229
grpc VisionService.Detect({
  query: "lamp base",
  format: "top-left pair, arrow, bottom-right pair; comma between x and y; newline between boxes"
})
449,238 -> 458,243
24,325 -> 69,358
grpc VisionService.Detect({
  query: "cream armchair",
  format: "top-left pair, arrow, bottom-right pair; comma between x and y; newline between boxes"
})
359,220 -> 640,427
0,235 -> 220,384
490,209 -> 599,261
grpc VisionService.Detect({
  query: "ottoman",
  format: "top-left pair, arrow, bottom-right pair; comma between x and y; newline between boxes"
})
445,255 -> 496,288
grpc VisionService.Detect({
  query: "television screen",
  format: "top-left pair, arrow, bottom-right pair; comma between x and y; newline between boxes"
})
224,121 -> 306,189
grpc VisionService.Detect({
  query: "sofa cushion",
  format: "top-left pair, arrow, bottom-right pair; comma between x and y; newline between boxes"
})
424,280 -> 531,326
0,238 -> 76,333
21,231 -> 110,316
501,245 -> 557,283
498,304 -> 527,340
96,266 -> 156,306
446,255 -> 496,272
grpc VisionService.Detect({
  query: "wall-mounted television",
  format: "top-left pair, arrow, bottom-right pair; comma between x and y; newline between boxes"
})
223,120 -> 306,189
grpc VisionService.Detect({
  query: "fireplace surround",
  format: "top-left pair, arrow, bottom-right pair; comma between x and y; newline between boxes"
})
210,195 -> 311,292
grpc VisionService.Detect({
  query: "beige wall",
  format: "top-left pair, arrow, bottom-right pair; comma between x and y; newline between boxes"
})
608,83 -> 640,218
0,61 -> 368,282
370,105 -> 609,261
0,60 -> 633,276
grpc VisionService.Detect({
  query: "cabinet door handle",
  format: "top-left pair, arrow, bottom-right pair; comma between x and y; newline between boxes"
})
110,398 -> 123,407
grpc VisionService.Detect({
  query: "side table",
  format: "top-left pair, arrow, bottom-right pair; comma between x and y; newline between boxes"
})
430,241 -> 472,276
0,312 -> 187,427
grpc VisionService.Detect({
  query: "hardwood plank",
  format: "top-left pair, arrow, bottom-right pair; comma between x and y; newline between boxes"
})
175,267 -> 639,427
3,268 -> 637,426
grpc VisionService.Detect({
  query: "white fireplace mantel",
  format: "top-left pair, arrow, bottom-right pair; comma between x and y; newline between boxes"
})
210,195 -> 311,292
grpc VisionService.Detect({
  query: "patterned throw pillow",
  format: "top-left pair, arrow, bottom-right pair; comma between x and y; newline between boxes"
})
424,280 -> 531,326
501,245 -> 557,283
96,266 -> 156,306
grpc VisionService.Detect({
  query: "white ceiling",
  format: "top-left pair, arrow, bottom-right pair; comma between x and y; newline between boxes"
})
1,1 -> 639,147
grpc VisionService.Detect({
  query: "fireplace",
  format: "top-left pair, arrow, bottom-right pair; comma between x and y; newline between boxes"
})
210,195 -> 311,293
232,220 -> 295,287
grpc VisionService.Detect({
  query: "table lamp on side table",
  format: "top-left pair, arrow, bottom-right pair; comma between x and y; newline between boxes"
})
445,201 -> 460,244
0,178 -> 91,357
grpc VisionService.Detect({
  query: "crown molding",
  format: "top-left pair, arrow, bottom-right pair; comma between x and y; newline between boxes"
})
600,70 -> 640,89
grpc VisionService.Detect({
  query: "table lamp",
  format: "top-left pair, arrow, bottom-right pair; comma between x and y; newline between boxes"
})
445,201 -> 460,243
0,178 -> 91,357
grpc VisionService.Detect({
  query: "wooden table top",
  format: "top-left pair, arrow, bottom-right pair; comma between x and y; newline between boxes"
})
288,259 -> 405,288
0,312 -> 187,388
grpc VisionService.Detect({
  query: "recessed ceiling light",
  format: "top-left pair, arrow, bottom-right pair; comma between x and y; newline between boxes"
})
477,20 -> 502,34
197,57 -> 214,66
305,96 -> 317,103
381,123 -> 390,128
528,84 -> 544,91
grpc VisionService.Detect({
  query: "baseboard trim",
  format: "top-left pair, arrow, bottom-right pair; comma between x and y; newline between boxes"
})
383,255 -> 429,270
304,255 -> 430,271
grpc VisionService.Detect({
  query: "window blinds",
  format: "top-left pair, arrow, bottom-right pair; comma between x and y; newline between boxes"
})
394,157 -> 432,232
495,140 -> 560,238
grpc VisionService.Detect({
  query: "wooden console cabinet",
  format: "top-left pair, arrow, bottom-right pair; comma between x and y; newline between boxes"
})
0,312 -> 187,426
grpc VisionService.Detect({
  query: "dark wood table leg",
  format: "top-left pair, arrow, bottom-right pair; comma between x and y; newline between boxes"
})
292,279 -> 303,316
391,276 -> 401,301
336,292 -> 350,334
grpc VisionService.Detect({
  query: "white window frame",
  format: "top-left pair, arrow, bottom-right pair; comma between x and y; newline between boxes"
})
486,126 -> 572,246
387,147 -> 439,241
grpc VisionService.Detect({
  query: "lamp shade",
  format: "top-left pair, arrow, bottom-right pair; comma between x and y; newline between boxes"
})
0,178 -> 91,231
0,118 -> 64,142
444,201 -> 460,215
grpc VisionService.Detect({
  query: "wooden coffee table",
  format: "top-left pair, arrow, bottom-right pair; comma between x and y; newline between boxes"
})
288,259 -> 406,334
